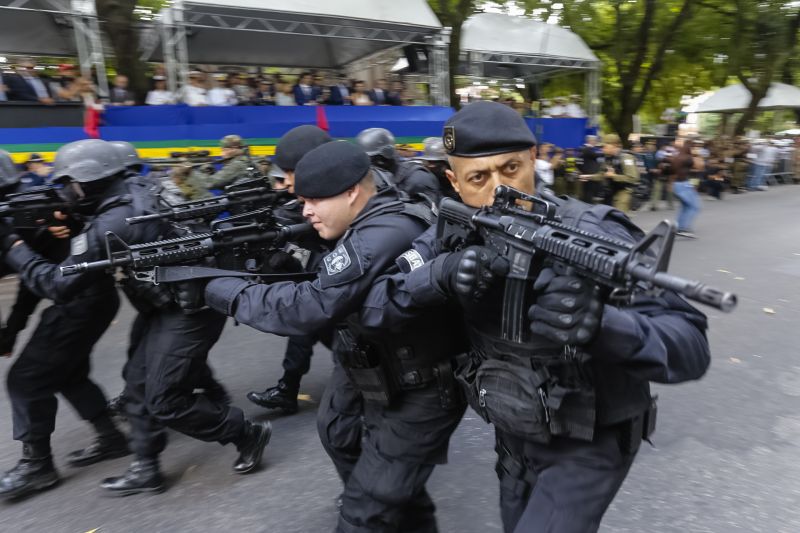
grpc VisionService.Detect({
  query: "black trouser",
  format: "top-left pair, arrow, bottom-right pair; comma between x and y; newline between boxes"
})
317,360 -> 465,533
281,335 -> 317,388
5,282 -> 41,336
123,308 -> 244,458
6,291 -> 120,443
495,426 -> 637,533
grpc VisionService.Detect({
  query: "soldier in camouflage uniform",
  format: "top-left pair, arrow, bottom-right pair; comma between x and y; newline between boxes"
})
600,134 -> 640,213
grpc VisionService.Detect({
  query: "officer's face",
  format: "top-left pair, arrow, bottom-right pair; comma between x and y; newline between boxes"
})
283,170 -> 296,194
446,147 -> 536,207
300,187 -> 359,240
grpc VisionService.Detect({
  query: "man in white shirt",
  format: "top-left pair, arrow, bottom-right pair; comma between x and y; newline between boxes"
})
565,95 -> 586,118
207,74 -> 237,106
181,71 -> 208,106
145,76 -> 175,105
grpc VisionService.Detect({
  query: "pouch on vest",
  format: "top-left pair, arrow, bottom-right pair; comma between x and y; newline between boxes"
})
455,355 -> 552,444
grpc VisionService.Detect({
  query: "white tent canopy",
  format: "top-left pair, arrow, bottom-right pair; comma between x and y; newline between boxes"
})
0,0 -> 76,56
173,0 -> 442,68
695,82 -> 800,113
460,13 -> 600,79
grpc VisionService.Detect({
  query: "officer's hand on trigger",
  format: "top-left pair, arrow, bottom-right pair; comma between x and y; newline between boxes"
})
47,211 -> 71,240
170,279 -> 209,314
528,267 -> 604,345
436,245 -> 509,302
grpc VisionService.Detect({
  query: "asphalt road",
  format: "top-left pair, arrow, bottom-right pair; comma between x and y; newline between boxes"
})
0,185 -> 798,533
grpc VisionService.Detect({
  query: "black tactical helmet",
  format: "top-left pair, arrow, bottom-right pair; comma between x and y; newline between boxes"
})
52,139 -> 126,183
109,140 -> 144,170
0,150 -> 21,188
417,137 -> 447,162
355,128 -> 396,160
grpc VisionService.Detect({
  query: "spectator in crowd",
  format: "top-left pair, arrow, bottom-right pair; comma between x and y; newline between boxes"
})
703,157 -> 725,200
275,81 -> 296,106
565,94 -> 585,118
208,74 -> 237,106
109,75 -> 135,106
312,72 -> 329,104
254,79 -> 275,105
750,139 -> 778,191
548,97 -> 568,117
351,80 -> 372,106
670,141 -> 701,238
369,78 -> 389,105
6,59 -> 53,104
292,72 -> 320,106
535,143 -> 555,189
145,75 -> 176,105
387,80 -> 405,106
578,134 -> 603,203
181,71 -> 209,106
327,73 -> 351,105
0,70 -> 9,101
46,65 -> 80,103
231,74 -> 254,105
17,154 -> 49,190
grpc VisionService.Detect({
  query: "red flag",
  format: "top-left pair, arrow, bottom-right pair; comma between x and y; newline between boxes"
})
83,107 -> 101,139
315,105 -> 329,132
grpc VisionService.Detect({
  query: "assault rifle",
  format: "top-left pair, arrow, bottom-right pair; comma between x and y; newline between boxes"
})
125,187 -> 291,225
437,185 -> 737,343
0,186 -> 71,229
59,218 -> 314,283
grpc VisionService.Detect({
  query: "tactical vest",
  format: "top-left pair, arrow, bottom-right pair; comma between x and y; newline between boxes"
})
338,199 -> 465,408
113,177 -> 179,314
454,195 -> 646,445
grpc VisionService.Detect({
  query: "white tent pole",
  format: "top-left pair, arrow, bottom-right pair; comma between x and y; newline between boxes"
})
70,0 -> 109,97
428,27 -> 451,107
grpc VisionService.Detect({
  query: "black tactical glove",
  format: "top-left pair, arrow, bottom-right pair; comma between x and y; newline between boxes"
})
170,279 -> 209,313
264,249 -> 303,274
528,267 -> 603,345
0,223 -> 20,253
436,245 -> 509,302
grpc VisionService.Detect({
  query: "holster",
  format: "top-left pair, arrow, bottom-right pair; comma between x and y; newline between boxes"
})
335,328 -> 394,406
617,395 -> 658,455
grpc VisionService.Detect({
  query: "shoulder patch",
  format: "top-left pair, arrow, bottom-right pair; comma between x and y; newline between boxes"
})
319,239 -> 364,288
396,249 -> 425,273
70,233 -> 89,256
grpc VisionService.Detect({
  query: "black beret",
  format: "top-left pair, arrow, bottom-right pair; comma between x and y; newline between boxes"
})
273,125 -> 332,171
294,141 -> 371,198
443,100 -> 536,158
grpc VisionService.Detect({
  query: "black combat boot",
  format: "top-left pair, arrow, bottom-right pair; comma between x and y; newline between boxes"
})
107,392 -> 127,419
100,457 -> 165,497
0,441 -> 60,500
246,379 -> 299,414
66,414 -> 130,467
232,420 -> 272,474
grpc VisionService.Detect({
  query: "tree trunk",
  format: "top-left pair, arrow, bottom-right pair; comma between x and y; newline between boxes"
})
95,0 -> 148,103
447,23 -> 463,109
734,86 -> 769,136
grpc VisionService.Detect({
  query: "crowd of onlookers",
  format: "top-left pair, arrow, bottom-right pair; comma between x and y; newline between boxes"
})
0,59 -> 412,108
533,134 -> 799,237
159,71 -> 411,107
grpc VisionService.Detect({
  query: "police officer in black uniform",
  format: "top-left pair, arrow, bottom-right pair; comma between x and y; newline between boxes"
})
246,125 -> 334,414
0,150 -> 46,357
0,140 -> 139,499
356,127 -> 442,204
174,140 -> 466,532
360,101 -> 712,533
416,136 -> 459,201
105,140 -> 232,418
